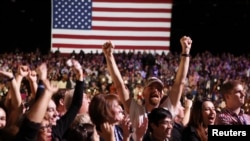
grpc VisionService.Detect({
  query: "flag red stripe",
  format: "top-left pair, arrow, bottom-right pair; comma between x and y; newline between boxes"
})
53,34 -> 170,40
94,0 -> 172,3
87,26 -> 170,31
92,17 -> 171,22
52,44 -> 169,50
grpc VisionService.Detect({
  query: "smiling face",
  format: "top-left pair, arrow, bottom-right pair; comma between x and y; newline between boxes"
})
151,117 -> 173,140
110,100 -> 124,123
45,99 -> 59,125
148,108 -> 173,141
38,119 -> 52,141
202,101 -> 216,126
103,94 -> 125,124
0,107 -> 6,129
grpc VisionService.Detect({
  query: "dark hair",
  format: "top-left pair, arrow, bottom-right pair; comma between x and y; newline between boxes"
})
88,94 -> 107,132
148,107 -> 172,132
0,129 -> 15,141
66,123 -> 94,141
220,80 -> 242,99
52,89 -> 67,107
187,97 -> 213,141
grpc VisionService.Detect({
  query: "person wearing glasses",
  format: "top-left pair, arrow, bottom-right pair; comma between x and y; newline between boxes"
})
37,119 -> 53,141
143,107 -> 174,141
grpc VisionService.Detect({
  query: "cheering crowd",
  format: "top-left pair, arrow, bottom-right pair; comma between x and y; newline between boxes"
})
0,36 -> 250,141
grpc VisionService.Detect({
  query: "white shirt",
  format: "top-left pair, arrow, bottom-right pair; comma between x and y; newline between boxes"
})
129,97 -> 175,141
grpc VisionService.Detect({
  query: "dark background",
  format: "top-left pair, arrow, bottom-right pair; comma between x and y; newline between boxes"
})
1,0 -> 250,55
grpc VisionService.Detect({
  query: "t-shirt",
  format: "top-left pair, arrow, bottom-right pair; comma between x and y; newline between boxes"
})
129,97 -> 175,140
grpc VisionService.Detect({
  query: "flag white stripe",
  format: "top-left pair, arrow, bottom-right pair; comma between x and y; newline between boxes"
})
92,21 -> 171,28
93,12 -> 171,19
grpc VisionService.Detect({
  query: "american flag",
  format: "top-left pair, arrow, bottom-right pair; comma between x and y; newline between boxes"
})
51,0 -> 172,54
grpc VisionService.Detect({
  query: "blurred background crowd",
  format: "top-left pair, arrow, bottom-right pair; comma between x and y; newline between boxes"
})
1,49 -> 250,114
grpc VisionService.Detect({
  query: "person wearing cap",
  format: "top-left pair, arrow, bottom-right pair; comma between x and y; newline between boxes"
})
102,36 -> 192,141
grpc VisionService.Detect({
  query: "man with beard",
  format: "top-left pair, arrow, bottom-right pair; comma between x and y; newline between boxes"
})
102,36 -> 192,140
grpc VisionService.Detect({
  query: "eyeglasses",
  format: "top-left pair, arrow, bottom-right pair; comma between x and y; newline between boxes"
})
158,120 -> 174,126
40,124 -> 52,132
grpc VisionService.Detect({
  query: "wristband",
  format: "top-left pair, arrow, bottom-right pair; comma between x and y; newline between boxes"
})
38,85 -> 45,88
181,54 -> 191,57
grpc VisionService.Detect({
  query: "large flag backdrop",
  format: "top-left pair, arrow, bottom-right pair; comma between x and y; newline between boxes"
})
51,0 -> 172,54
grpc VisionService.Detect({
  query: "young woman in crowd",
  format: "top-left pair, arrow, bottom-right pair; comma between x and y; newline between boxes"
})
0,104 -> 9,140
88,93 -> 133,141
182,97 -> 216,141
0,105 -> 6,129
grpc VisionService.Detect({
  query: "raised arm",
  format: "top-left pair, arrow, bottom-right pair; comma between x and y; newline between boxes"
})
102,41 -> 130,113
28,62 -> 54,121
182,98 -> 193,126
26,69 -> 38,101
52,59 -> 85,139
14,63 -> 59,141
0,70 -> 21,111
27,78 -> 58,123
2,65 -> 29,111
15,65 -> 29,92
160,36 -> 192,112
0,68 -> 23,129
